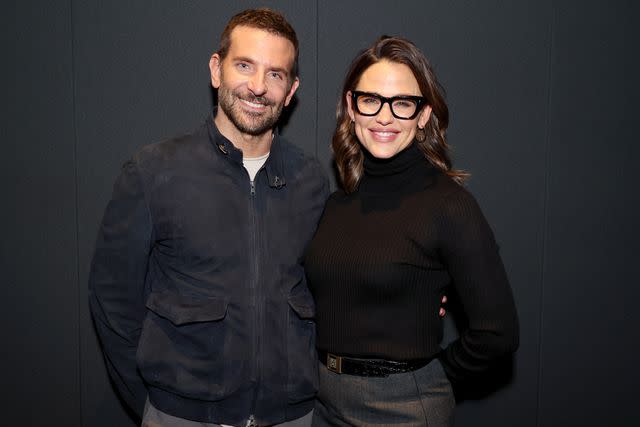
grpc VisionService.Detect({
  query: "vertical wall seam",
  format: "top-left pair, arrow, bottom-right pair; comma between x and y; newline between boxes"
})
69,0 -> 83,425
536,2 -> 556,426
315,0 -> 319,158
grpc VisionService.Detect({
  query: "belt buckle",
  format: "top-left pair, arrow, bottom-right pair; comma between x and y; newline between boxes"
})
327,353 -> 342,374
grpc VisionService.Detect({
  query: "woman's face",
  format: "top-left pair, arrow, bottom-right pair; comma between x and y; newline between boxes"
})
347,60 -> 431,159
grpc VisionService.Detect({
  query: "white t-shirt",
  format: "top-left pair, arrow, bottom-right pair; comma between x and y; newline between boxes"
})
243,152 -> 270,181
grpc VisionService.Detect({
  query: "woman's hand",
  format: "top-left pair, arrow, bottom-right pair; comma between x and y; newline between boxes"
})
439,295 -> 447,317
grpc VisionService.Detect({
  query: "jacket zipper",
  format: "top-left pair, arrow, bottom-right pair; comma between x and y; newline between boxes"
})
249,178 -> 259,383
248,172 -> 263,423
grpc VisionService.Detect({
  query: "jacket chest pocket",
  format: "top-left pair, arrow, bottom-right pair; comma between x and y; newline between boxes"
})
136,291 -> 249,400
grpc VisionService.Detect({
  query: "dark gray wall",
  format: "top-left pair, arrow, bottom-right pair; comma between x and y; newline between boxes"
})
539,2 -> 640,425
3,1 -> 638,426
2,2 -> 80,426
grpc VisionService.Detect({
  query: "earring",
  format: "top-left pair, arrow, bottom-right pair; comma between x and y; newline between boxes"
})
416,127 -> 426,142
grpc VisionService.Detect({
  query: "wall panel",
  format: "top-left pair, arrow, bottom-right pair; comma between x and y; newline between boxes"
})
539,1 -> 640,426
1,1 -> 79,426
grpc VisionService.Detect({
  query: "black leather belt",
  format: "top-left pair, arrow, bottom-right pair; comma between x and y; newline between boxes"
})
318,350 -> 433,377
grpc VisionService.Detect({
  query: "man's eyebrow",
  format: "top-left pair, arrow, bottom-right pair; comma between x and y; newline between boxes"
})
269,66 -> 289,76
232,56 -> 255,64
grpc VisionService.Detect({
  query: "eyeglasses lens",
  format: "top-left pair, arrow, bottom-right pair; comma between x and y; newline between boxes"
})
356,94 -> 418,119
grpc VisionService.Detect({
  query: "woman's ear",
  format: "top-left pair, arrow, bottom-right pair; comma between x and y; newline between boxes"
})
418,105 -> 432,129
346,91 -> 356,122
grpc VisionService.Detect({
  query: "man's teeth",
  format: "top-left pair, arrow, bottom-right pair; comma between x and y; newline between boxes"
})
242,99 -> 266,108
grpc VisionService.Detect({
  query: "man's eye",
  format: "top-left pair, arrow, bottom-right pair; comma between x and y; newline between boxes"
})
269,72 -> 283,80
237,63 -> 250,71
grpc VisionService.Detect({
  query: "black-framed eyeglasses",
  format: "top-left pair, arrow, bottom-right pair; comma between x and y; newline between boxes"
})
351,91 -> 427,120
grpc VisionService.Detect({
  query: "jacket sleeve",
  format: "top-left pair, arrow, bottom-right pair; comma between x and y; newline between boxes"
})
88,158 -> 152,416
437,189 -> 519,383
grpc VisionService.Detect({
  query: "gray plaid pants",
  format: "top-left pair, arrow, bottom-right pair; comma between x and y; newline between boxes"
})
312,359 -> 454,427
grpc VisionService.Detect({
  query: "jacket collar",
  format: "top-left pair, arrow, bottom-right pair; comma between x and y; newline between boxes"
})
207,109 -> 286,189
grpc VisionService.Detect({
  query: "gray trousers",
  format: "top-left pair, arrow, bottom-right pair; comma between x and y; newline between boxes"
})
312,359 -> 455,427
141,398 -> 312,427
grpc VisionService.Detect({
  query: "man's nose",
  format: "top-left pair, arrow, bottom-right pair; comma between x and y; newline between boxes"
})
247,73 -> 267,96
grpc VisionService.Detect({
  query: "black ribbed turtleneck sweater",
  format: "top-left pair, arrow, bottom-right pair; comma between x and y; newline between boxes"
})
305,143 -> 519,382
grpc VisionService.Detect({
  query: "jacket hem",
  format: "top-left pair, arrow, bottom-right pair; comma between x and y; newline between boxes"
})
148,386 -> 314,425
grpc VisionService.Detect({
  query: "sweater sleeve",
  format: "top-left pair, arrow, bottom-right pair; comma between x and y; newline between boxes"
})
436,188 -> 519,383
88,159 -> 152,417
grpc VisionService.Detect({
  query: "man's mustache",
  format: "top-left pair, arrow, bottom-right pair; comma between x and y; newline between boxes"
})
237,92 -> 275,107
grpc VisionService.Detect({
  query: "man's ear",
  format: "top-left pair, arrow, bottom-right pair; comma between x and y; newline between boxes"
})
209,53 -> 222,89
346,91 -> 355,121
284,77 -> 300,107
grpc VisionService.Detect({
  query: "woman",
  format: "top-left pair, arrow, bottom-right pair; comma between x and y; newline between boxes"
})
305,36 -> 519,426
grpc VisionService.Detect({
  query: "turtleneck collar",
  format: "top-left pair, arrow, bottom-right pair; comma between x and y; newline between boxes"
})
359,142 -> 436,195
363,142 -> 424,177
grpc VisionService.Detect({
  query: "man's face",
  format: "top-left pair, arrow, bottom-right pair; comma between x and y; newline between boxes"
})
210,26 -> 299,137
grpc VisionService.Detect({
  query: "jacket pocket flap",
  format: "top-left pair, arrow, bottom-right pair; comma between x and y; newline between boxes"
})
288,292 -> 315,319
146,292 -> 228,325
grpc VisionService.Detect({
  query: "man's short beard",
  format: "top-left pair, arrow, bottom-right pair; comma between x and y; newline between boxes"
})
217,85 -> 284,136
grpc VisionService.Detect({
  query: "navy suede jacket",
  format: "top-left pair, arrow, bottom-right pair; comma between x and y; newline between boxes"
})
88,115 -> 329,426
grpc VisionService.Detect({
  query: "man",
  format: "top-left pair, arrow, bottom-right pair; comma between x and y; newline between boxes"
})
89,8 -> 328,427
